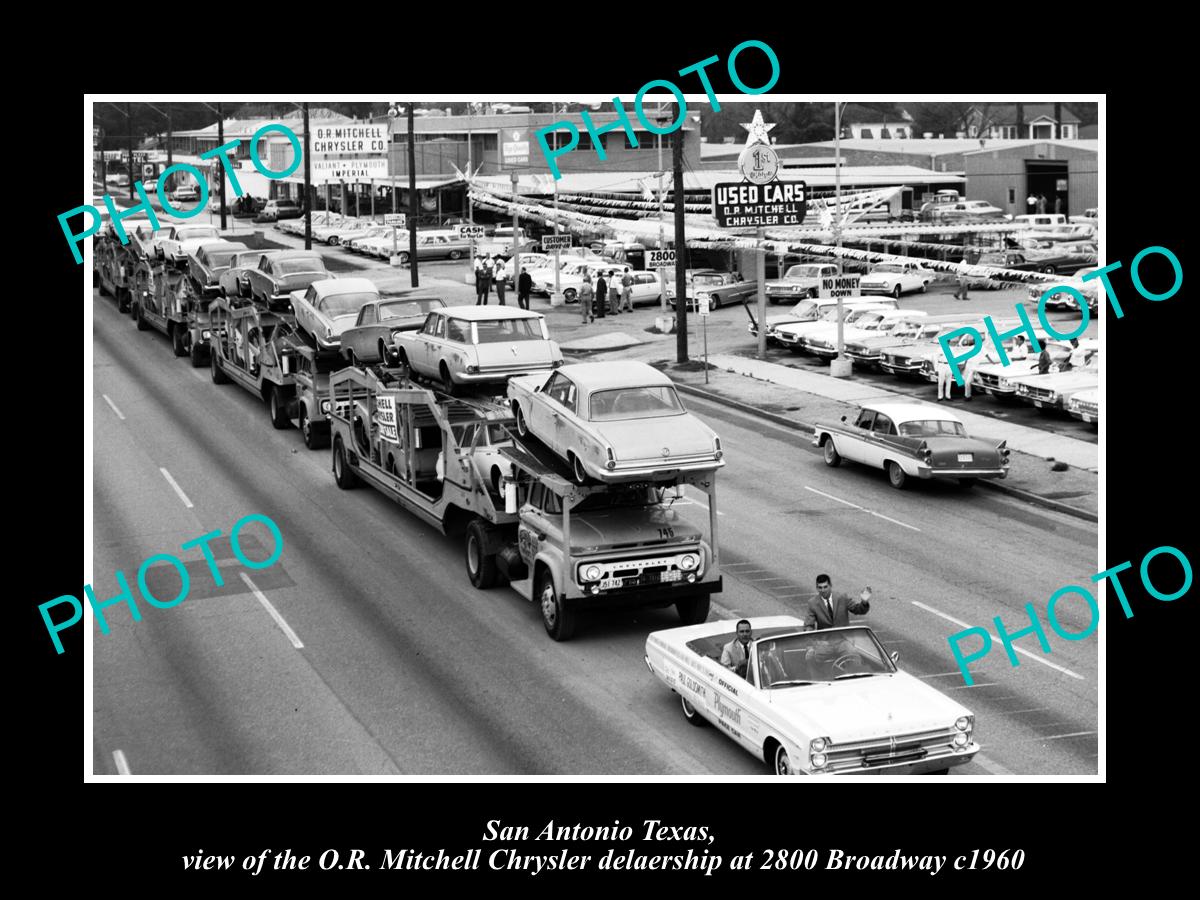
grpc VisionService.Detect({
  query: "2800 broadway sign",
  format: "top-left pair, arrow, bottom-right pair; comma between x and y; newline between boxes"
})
711,181 -> 806,228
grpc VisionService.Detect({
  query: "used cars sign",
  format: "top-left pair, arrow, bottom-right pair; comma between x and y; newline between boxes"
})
711,180 -> 806,228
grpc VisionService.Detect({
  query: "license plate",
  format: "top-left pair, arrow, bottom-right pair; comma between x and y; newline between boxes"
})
1034,401 -> 1044,408
957,453 -> 973,462
600,570 -> 681,591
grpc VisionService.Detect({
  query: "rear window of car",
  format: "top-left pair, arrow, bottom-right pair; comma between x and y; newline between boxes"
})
177,227 -> 219,241
318,291 -> 376,317
378,299 -> 445,320
589,386 -> 685,421
474,318 -> 545,343
898,420 -> 967,437
277,258 -> 327,275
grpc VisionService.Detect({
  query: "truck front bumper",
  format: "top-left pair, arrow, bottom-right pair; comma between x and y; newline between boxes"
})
569,576 -> 722,610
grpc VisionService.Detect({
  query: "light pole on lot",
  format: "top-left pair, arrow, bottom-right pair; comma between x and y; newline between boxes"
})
303,102 -> 312,250
830,101 -> 852,379
388,104 -> 401,263
408,102 -> 418,288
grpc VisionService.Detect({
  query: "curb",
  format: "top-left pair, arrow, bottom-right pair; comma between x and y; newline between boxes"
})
673,380 -> 1098,524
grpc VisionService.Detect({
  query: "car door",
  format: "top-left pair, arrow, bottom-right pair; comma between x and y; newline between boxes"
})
346,304 -> 376,360
632,273 -> 659,304
704,648 -> 763,755
407,312 -> 438,374
532,372 -> 571,452
419,312 -> 446,375
861,411 -> 896,469
839,408 -> 875,464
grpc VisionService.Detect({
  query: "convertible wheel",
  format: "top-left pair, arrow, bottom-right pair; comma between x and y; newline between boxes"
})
675,593 -> 711,625
465,520 -> 500,589
563,288 -> 577,304
539,570 -> 576,641
514,404 -> 529,437
887,461 -> 908,490
681,695 -> 707,727
823,438 -> 843,467
773,744 -> 792,776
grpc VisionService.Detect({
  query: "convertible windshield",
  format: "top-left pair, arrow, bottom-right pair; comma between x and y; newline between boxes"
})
278,258 -> 327,276
318,291 -> 376,317
589,386 -> 685,421
898,419 -> 968,438
474,317 -> 545,343
757,629 -> 894,688
378,299 -> 443,320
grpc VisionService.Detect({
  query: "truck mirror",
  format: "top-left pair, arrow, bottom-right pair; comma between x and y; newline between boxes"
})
504,481 -> 518,514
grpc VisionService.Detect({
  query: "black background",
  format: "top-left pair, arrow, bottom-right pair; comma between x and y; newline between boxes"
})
25,29 -> 1191,888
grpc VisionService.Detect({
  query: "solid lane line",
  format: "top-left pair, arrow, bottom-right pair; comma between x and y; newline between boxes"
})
910,600 -> 1084,681
159,467 -> 194,508
112,750 -> 131,775
241,572 -> 304,649
102,394 -> 126,420
971,754 -> 1016,776
1021,730 -> 1097,742
803,485 -> 921,532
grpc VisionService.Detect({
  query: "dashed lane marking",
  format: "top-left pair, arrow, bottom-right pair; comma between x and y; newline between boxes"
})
241,572 -> 304,649
101,394 -> 126,420
159,468 -> 194,508
112,750 -> 131,775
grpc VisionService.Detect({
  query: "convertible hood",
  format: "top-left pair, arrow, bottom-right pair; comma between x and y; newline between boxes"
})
768,674 -> 966,744
594,415 -> 718,462
570,507 -> 701,551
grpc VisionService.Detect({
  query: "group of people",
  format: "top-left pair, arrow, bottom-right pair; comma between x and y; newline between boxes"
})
1025,192 -> 1064,215
720,575 -> 872,680
577,267 -> 636,324
935,335 -> 1089,401
474,254 -> 533,310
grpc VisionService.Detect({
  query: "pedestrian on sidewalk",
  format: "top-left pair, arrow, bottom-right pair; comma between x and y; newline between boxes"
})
517,267 -> 532,310
1026,192 -> 1037,215
492,256 -> 508,306
595,271 -> 608,319
953,258 -> 972,301
475,255 -> 492,305
620,266 -> 634,312
579,273 -> 594,324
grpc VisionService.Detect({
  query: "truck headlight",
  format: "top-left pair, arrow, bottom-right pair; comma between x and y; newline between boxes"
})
320,400 -> 331,414
679,554 -> 698,571
583,564 -> 602,582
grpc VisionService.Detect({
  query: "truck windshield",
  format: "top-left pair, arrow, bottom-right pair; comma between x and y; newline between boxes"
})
573,486 -> 662,512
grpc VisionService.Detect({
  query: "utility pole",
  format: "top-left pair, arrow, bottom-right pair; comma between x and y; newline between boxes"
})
217,102 -> 227,231
672,125 -> 688,364
303,102 -> 312,250
830,101 -> 851,378
511,170 -> 520,294
126,102 -> 135,201
657,120 -> 667,310
166,102 -> 172,169
408,102 -> 418,287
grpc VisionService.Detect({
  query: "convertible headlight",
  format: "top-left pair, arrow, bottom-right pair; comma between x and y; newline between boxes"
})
583,564 -> 602,582
679,554 -> 698,571
320,399 -> 331,414
809,737 -> 827,753
953,732 -> 969,748
955,716 -> 971,732
809,752 -> 827,769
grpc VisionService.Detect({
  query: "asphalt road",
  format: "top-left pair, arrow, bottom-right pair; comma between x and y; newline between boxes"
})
91,282 -> 1096,776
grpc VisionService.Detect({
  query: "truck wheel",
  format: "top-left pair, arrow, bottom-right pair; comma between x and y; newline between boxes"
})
119,289 -> 131,313
887,461 -> 908,490
135,303 -> 149,331
333,438 -> 359,489
465,520 -> 500,589
300,405 -> 325,450
189,339 -> 205,368
171,325 -> 187,357
675,593 -> 711,625
210,350 -> 230,385
539,569 -> 576,641
681,695 -> 707,727
569,453 -> 588,485
823,438 -> 842,467
269,386 -> 291,429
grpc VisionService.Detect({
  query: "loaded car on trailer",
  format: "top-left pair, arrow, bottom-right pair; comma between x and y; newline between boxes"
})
207,292 -> 301,429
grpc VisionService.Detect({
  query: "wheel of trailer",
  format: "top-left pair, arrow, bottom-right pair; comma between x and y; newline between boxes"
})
514,404 -> 529,437
563,288 -> 577,304
189,338 -> 205,368
268,386 -> 291,429
681,694 -> 706,727
333,438 -> 359,489
448,249 -> 463,260
887,461 -> 908,490
772,743 -> 791,776
440,362 -> 460,397
300,405 -> 320,450
210,350 -> 230,385
135,303 -> 149,331
823,438 -> 842,467
539,569 -> 576,641
891,284 -> 902,299
569,453 -> 588,486
675,593 -> 711,625
171,325 -> 187,357
465,520 -> 500,589
119,289 -> 131,313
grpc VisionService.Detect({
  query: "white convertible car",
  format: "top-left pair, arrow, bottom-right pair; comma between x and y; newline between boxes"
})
645,616 -> 979,775
507,361 -> 724,485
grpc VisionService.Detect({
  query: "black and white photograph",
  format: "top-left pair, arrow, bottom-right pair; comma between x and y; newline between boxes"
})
74,92 -> 1120,781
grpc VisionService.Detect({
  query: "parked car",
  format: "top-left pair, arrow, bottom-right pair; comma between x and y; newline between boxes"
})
395,232 -> 473,265
970,342 -> 1076,397
1028,268 -> 1100,312
1065,388 -> 1098,424
218,250 -> 281,299
814,402 -> 1010,489
169,182 -> 200,204
290,277 -> 379,350
644,617 -> 979,775
1010,355 -> 1100,410
155,223 -> 223,265
859,262 -> 934,298
507,361 -> 723,485
340,296 -> 447,365
257,198 -> 302,222
925,200 -> 1004,221
798,309 -> 928,359
188,241 -> 249,298
773,304 -> 902,352
669,271 -> 757,310
346,226 -> 397,253
764,263 -> 839,303
747,296 -> 897,344
844,316 -> 961,369
244,251 -> 331,306
393,306 -> 563,395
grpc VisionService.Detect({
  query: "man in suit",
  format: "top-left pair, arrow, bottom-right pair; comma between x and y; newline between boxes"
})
594,272 -> 608,318
720,619 -> 753,679
804,574 -> 871,630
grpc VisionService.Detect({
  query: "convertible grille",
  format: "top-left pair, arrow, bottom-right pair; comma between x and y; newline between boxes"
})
823,727 -> 959,773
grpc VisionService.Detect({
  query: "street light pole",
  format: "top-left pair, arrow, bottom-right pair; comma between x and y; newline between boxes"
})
303,102 -> 312,250
408,102 -> 418,287
217,102 -> 227,231
830,101 -> 852,379
672,125 -> 688,364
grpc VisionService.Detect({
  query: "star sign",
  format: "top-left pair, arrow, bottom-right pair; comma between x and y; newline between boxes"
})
740,110 -> 776,147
